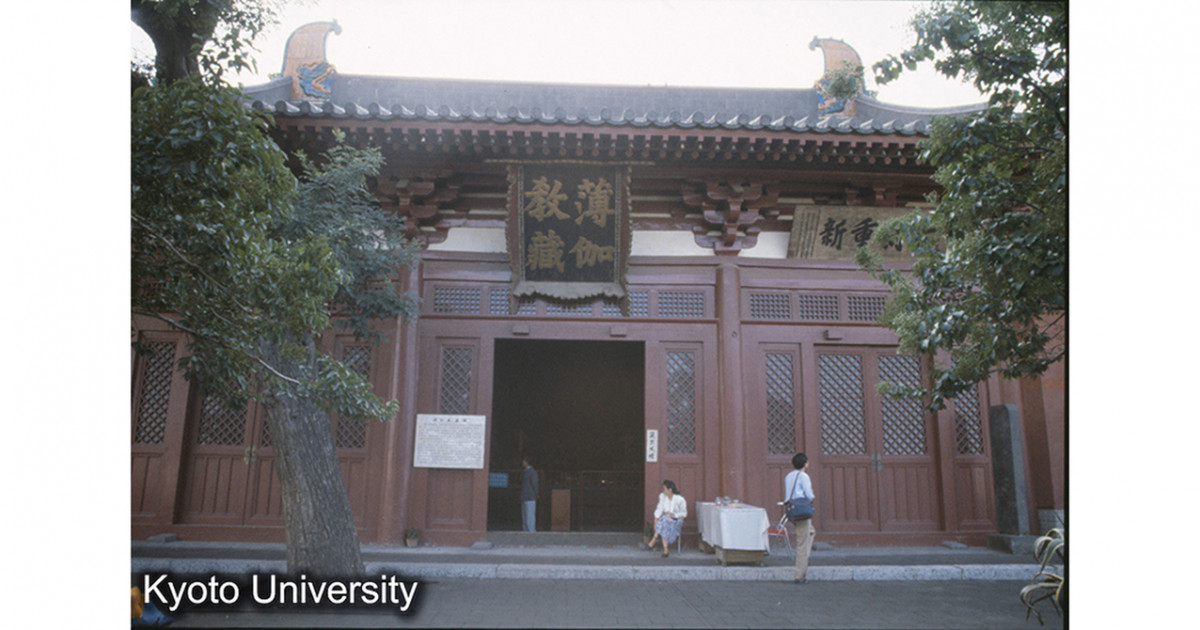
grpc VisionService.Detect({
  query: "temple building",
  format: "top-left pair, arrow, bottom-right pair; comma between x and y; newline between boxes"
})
131,23 -> 1065,547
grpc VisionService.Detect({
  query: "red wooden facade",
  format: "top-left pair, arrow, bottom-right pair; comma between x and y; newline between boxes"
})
130,26 -> 1065,547
134,249 -> 1064,546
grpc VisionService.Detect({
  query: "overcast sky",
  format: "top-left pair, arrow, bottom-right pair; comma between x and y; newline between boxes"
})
132,0 -> 988,107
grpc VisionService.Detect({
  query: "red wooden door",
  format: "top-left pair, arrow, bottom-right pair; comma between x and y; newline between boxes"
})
815,348 -> 940,533
177,386 -> 270,525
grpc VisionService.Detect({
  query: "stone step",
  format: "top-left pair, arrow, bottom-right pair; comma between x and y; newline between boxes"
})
487,531 -> 643,547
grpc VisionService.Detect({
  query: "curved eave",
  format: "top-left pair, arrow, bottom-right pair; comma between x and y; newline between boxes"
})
247,98 -> 932,138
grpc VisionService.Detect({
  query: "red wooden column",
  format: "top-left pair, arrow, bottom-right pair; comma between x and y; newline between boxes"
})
375,261 -> 422,544
716,263 -> 747,499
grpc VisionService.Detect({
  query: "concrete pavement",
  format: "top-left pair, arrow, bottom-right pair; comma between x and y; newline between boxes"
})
131,537 -> 1065,627
131,538 -> 1048,583
139,577 -> 1062,629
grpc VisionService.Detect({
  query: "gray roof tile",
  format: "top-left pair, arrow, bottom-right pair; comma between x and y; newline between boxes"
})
242,73 -> 983,137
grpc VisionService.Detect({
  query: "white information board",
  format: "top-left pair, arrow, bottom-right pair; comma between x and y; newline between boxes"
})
413,414 -> 487,469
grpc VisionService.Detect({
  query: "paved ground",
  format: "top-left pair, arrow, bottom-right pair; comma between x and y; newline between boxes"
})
156,577 -> 1062,629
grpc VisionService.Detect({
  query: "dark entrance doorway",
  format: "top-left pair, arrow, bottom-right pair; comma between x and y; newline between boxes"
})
489,339 -> 645,532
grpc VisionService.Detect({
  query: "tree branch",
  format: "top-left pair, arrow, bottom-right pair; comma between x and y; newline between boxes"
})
133,307 -> 304,386
132,211 -> 258,317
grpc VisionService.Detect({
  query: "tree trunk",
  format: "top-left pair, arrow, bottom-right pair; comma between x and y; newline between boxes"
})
131,0 -> 207,84
260,338 -> 365,578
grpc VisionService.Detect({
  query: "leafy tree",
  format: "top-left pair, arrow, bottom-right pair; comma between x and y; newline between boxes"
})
132,0 -> 419,576
856,1 -> 1066,408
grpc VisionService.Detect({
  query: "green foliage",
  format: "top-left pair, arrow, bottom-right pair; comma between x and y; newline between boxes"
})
858,1 -> 1065,408
823,61 -> 870,101
132,78 -> 418,423
1020,528 -> 1065,624
132,0 -> 285,85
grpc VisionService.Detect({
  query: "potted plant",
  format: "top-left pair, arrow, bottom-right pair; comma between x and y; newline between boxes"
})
404,528 -> 420,548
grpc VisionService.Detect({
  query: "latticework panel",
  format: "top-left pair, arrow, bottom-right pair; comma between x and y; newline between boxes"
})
817,354 -> 866,455
133,341 -> 175,444
847,295 -> 887,322
665,351 -> 697,454
195,386 -> 248,446
954,383 -> 985,455
629,290 -> 649,317
490,288 -> 510,315
546,300 -> 594,316
748,293 -> 791,320
658,291 -> 705,319
432,286 -> 482,314
765,352 -> 796,455
335,345 -> 371,449
877,355 -> 927,455
438,347 -> 474,415
796,294 -> 840,321
600,299 -> 623,317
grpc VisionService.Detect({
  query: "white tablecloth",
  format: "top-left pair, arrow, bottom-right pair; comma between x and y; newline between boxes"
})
696,502 -> 770,551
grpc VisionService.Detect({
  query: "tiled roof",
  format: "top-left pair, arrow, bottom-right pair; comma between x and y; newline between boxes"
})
242,74 -> 984,137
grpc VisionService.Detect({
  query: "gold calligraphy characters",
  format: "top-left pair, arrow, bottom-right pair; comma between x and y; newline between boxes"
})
526,230 -> 566,272
574,178 -> 615,228
568,237 -> 615,268
523,176 -> 570,221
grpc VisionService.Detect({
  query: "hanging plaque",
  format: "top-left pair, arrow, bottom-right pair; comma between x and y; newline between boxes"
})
507,163 -> 631,305
787,205 -> 915,261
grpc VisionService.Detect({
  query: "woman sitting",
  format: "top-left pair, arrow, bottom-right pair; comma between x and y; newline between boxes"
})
646,480 -> 687,558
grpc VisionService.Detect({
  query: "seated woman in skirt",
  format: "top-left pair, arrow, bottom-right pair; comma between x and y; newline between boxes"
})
646,480 -> 687,558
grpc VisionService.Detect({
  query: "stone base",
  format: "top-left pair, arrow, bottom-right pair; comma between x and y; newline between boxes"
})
714,547 -> 766,566
987,534 -> 1040,556
1038,509 -> 1065,534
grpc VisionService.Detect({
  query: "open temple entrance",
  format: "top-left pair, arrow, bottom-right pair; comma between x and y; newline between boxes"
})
488,339 -> 645,532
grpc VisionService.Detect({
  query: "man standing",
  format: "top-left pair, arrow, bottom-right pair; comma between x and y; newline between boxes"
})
520,455 -> 539,532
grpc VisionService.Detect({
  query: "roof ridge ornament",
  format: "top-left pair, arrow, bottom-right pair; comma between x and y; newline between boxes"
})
281,21 -> 341,101
809,37 -> 869,118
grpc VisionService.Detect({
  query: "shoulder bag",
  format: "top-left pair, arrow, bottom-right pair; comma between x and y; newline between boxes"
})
785,473 -> 814,521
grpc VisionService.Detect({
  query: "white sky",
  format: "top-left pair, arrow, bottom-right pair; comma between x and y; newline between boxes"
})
132,0 -> 988,107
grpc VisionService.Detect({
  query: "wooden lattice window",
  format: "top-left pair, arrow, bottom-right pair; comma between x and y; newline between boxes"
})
658,291 -> 705,319
629,290 -> 649,317
489,287 -> 510,315
847,295 -> 887,322
796,294 -> 840,321
877,355 -> 927,455
334,345 -> 371,449
195,385 -> 248,446
817,353 -> 866,455
601,299 -> 623,317
432,286 -> 482,314
438,346 -> 474,415
954,383 -> 985,455
133,341 -> 175,444
546,300 -> 594,316
665,350 -> 697,454
765,352 -> 796,454
748,293 -> 791,320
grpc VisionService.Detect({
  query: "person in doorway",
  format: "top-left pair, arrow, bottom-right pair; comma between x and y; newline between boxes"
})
519,455 -> 539,532
784,452 -> 816,583
646,479 -> 687,558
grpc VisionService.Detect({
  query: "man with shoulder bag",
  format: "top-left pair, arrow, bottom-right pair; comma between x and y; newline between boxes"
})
783,452 -> 816,584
